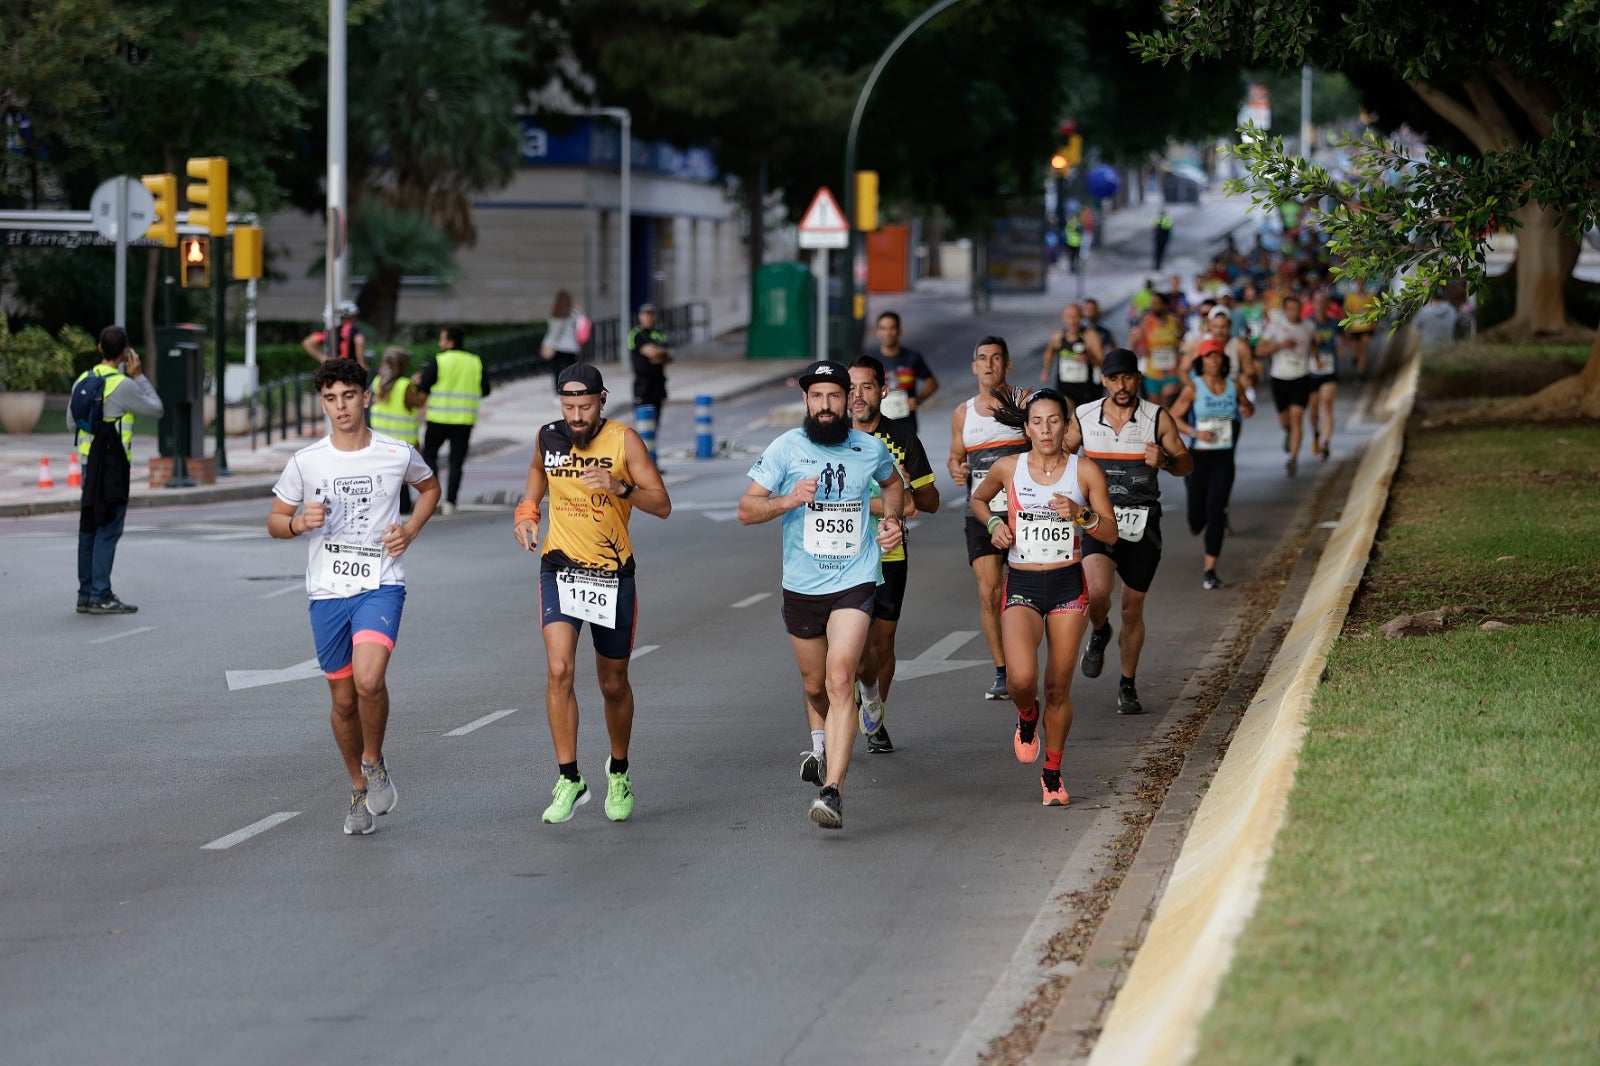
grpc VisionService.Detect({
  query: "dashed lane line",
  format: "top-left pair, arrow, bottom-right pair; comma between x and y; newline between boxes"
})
201,811 -> 301,850
444,708 -> 518,737
88,625 -> 155,645
730,592 -> 771,608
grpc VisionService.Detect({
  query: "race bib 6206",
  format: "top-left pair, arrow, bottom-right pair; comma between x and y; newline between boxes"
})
317,541 -> 382,596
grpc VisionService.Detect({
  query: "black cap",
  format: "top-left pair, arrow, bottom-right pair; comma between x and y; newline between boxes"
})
556,363 -> 606,395
797,360 -> 849,391
1101,348 -> 1140,379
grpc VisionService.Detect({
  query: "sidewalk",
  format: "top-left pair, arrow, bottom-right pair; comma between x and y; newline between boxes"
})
0,340 -> 812,518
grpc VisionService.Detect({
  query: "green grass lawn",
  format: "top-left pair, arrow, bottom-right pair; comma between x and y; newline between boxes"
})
1193,426 -> 1600,1065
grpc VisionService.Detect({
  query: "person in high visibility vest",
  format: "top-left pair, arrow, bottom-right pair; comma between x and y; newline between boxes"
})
370,346 -> 424,513
1152,210 -> 1174,271
70,326 -> 164,615
1063,215 -> 1083,274
416,325 -> 490,515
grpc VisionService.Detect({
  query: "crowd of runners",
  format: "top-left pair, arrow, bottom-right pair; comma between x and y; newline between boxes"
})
264,217 -> 1378,834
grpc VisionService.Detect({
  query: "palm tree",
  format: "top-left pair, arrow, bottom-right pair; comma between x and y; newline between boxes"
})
348,203 -> 459,340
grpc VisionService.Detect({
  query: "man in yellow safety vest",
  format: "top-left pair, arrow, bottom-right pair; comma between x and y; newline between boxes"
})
417,325 -> 490,515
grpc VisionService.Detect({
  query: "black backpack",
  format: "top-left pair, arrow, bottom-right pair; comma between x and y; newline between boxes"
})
69,371 -> 108,440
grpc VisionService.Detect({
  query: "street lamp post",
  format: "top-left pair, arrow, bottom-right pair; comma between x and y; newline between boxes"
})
324,0 -> 347,357
841,0 -> 969,358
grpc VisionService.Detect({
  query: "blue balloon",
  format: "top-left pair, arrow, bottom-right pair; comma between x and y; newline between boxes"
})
1086,164 -> 1120,200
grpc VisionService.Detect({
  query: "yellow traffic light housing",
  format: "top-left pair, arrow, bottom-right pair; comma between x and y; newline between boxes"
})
181,237 -> 210,288
185,156 -> 229,236
232,225 -> 263,280
1052,135 -> 1083,173
855,170 -> 880,231
141,173 -> 178,247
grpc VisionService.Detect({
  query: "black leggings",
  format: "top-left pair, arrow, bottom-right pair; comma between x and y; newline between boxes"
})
1185,449 -> 1236,558
422,421 -> 473,506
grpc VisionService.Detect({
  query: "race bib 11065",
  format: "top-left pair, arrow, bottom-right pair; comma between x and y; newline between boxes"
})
1013,508 -> 1079,564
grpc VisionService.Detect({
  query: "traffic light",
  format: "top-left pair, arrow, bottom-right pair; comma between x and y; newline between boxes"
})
185,156 -> 229,236
181,237 -> 210,288
233,225 -> 263,280
1051,135 -> 1083,173
141,173 -> 178,247
855,170 -> 879,231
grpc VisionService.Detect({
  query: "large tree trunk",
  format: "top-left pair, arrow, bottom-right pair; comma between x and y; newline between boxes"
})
1482,203 -> 1584,341
358,271 -> 400,342
745,163 -> 765,274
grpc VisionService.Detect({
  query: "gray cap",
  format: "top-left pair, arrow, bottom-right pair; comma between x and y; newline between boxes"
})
797,360 -> 849,391
638,302 -> 659,314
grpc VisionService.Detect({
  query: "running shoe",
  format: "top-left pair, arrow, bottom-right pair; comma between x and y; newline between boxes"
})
859,697 -> 885,735
604,757 -> 634,822
361,759 -> 397,816
1286,456 -> 1298,478
343,789 -> 375,835
799,750 -> 826,785
1014,716 -> 1040,764
985,672 -> 1009,701
85,594 -> 137,615
809,786 -> 843,830
866,723 -> 894,754
76,597 -> 90,614
441,501 -> 458,515
541,775 -> 589,823
1320,441 -> 1332,461
1041,769 -> 1070,807
1081,623 -> 1112,679
1117,684 -> 1145,716
1203,570 -> 1224,591
1282,429 -> 1290,453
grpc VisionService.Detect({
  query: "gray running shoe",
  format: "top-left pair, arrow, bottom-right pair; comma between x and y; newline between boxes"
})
1117,684 -> 1145,716
858,697 -> 885,734
809,786 -> 843,830
362,760 -> 397,816
76,597 -> 91,614
344,789 -> 376,835
866,723 -> 894,754
799,750 -> 826,786
985,672 -> 1008,700
1081,623 -> 1113,679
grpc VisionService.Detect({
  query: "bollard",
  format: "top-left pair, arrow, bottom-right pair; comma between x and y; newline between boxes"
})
635,403 -> 659,464
695,394 -> 715,459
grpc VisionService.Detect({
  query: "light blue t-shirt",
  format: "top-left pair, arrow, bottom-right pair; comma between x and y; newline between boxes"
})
747,427 -> 897,595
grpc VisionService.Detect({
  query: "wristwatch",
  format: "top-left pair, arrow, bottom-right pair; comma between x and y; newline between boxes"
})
616,480 -> 635,499
1074,509 -> 1099,529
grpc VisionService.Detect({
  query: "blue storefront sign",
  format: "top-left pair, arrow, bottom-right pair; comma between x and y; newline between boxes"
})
518,118 -> 717,182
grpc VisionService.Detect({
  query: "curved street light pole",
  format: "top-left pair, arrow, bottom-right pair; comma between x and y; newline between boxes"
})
840,0 -> 969,357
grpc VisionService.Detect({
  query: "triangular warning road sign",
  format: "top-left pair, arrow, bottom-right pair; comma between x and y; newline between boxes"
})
798,187 -> 849,233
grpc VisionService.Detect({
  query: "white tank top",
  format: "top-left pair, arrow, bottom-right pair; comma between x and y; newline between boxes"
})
1005,452 -> 1084,567
963,389 -> 1029,509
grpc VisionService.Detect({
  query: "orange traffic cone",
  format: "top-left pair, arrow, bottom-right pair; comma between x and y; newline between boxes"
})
37,456 -> 55,489
67,452 -> 82,488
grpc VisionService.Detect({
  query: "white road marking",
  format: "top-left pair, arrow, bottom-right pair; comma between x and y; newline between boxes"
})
225,657 -> 323,692
631,644 -> 660,660
199,531 -> 263,541
894,630 -> 992,681
730,592 -> 771,608
201,811 -> 300,850
702,510 -> 741,522
445,708 -> 518,736
88,625 -> 155,645
258,583 -> 302,600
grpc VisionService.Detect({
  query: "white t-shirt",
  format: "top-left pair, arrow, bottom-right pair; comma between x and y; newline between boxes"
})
1263,315 -> 1315,380
272,432 -> 434,599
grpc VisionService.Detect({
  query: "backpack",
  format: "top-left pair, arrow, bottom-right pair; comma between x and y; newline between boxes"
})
573,313 -> 593,346
69,371 -> 109,439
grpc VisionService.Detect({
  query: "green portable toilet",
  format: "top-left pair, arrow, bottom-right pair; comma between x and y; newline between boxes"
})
747,262 -> 814,359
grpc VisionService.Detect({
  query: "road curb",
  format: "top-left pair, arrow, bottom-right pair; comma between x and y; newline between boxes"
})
1083,328 -> 1421,1065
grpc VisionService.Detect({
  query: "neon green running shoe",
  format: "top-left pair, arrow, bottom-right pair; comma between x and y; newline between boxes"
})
604,757 -> 634,822
541,774 -> 589,823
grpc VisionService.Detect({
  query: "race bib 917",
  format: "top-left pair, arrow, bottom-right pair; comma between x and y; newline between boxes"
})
1114,505 -> 1150,543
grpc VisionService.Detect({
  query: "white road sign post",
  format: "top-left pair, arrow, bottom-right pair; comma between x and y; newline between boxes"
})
91,176 -> 155,329
797,187 -> 850,361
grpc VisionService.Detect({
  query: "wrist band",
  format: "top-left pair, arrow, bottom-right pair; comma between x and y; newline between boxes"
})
1083,514 -> 1101,534
985,515 -> 1003,534
514,500 -> 540,524
290,515 -> 301,537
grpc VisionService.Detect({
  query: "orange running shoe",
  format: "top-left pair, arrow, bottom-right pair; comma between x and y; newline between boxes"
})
1013,715 -> 1040,763
1041,769 -> 1069,807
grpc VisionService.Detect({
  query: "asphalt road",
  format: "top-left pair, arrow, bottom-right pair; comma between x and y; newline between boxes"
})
0,222 -> 1376,1063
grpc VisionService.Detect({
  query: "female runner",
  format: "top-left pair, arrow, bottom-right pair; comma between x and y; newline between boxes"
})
969,390 -> 1117,806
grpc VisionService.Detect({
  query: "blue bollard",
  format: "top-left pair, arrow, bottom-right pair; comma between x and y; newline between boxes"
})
635,404 -> 659,464
695,394 -> 715,459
